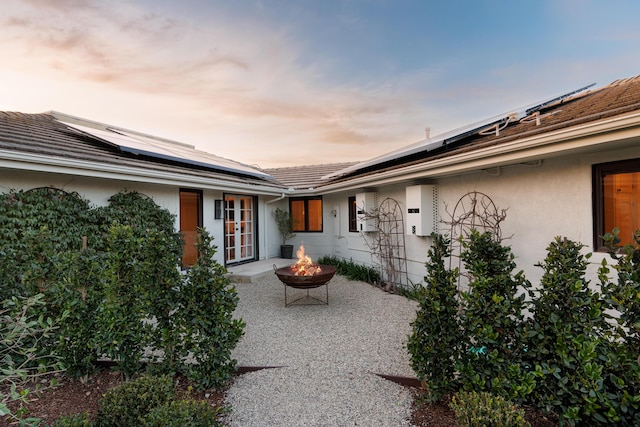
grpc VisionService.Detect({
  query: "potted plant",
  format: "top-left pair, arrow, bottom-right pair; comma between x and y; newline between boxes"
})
272,207 -> 296,259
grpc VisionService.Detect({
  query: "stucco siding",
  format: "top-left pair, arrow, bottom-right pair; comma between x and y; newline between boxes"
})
304,146 -> 638,289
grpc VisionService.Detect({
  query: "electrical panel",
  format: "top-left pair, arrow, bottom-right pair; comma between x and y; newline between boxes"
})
355,192 -> 377,232
406,185 -> 438,236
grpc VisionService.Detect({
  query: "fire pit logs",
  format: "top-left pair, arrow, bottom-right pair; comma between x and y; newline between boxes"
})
274,245 -> 336,306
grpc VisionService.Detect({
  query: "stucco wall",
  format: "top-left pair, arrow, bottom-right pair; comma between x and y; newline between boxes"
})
310,146 -> 638,289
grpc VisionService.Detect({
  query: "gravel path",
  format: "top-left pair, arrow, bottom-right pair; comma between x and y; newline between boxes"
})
223,274 -> 419,426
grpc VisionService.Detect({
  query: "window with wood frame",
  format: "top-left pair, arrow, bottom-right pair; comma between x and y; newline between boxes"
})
290,196 -> 323,232
348,196 -> 357,232
593,159 -> 640,249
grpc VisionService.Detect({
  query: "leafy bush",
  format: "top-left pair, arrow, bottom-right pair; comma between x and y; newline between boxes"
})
143,399 -> 224,427
407,233 -> 464,400
598,228 -> 640,425
168,229 -> 245,389
450,390 -> 530,427
0,294 -> 66,425
316,255 -> 380,284
47,412 -> 94,427
458,231 -> 534,401
526,237 -> 631,425
0,188 -> 99,300
46,248 -> 107,378
95,374 -> 175,427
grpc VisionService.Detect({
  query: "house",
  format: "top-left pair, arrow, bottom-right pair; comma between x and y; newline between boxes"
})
0,111 -> 286,268
265,76 -> 640,286
1,75 -> 639,286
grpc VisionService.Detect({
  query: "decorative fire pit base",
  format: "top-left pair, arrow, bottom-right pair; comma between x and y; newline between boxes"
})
274,265 -> 337,307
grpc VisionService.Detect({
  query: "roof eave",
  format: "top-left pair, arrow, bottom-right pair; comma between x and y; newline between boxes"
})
0,151 -> 287,195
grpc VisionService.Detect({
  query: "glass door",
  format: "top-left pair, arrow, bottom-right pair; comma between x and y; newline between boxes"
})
224,194 -> 256,264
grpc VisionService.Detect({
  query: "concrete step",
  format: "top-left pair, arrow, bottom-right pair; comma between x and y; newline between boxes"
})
226,258 -> 294,283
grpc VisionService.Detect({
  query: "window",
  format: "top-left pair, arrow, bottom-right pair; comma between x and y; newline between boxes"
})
348,196 -> 357,232
593,159 -> 640,249
290,196 -> 323,232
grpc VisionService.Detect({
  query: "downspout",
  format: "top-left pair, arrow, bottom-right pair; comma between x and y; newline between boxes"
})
265,193 -> 287,259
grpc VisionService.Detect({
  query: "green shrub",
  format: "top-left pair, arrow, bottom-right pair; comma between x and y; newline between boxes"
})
0,188 -> 100,300
143,399 -> 224,427
598,228 -> 640,425
46,248 -> 107,378
407,233 -> 464,401
316,255 -> 380,284
526,237 -> 620,425
0,294 -> 66,425
0,187 -> 244,387
48,412 -> 94,427
169,229 -> 245,389
458,231 -> 534,401
95,374 -> 175,427
450,390 -> 530,427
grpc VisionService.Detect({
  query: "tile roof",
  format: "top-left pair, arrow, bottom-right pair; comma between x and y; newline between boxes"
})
0,112 -> 283,189
264,162 -> 359,190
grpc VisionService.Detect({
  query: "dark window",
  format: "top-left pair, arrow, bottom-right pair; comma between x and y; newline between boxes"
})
593,158 -> 640,249
348,196 -> 357,232
290,196 -> 323,232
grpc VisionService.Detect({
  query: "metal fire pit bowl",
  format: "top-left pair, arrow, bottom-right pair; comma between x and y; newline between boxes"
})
273,265 -> 336,307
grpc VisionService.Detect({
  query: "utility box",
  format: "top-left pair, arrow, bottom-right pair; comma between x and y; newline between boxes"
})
406,185 -> 438,236
355,192 -> 377,232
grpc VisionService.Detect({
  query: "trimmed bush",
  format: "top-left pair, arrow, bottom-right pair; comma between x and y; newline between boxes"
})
450,390 -> 530,427
95,374 -> 175,427
407,233 -> 464,400
170,229 -> 245,389
458,231 -> 534,401
143,399 -> 224,427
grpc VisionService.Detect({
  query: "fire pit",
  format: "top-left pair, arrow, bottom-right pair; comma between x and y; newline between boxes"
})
273,245 -> 336,306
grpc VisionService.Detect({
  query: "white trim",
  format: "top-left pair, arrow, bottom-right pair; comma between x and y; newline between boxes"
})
0,150 -> 286,195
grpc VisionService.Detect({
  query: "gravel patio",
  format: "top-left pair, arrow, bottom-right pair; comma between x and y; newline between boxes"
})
223,270 -> 419,426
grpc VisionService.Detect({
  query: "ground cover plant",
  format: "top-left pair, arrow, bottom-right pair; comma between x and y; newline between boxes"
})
316,255 -> 380,285
408,230 -> 640,426
0,188 -> 243,425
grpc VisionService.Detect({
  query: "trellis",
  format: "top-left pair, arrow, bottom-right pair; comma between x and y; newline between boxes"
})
445,191 -> 507,292
361,197 -> 408,291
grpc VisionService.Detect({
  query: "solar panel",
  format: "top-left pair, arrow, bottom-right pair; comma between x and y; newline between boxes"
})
525,83 -> 595,115
57,120 -> 273,180
323,83 -> 596,180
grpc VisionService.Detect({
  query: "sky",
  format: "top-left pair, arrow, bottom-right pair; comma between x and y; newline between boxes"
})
2,1 -> 640,169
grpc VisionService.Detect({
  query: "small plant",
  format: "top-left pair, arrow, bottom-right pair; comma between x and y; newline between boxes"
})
48,412 -> 94,427
143,399 -> 225,427
0,294 -> 66,425
450,391 -> 530,427
316,255 -> 380,285
95,374 -> 175,427
272,207 -> 296,245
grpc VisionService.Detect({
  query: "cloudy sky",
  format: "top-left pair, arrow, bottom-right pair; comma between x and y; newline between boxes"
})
2,0 -> 640,168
